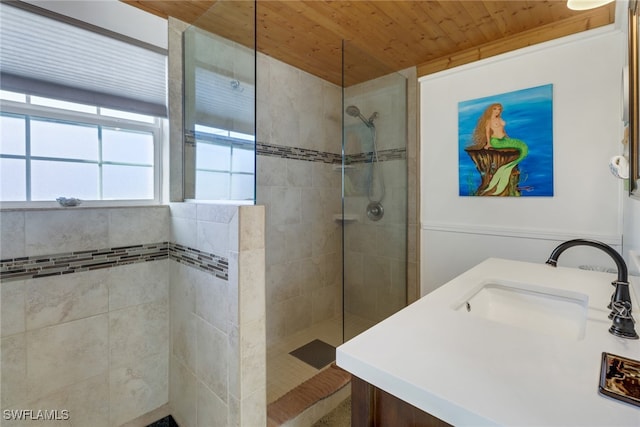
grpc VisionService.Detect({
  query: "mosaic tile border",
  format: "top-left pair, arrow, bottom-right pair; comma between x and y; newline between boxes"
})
257,142 -> 342,164
0,242 -> 228,282
169,243 -> 228,280
186,137 -> 406,165
187,131 -> 406,164
257,142 -> 405,164
345,148 -> 407,164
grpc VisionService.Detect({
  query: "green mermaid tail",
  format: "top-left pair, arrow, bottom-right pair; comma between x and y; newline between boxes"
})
481,136 -> 528,196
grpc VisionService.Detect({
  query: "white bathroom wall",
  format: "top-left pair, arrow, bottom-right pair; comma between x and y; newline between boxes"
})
623,197 -> 640,274
620,3 -> 640,276
420,27 -> 626,295
22,0 -> 167,49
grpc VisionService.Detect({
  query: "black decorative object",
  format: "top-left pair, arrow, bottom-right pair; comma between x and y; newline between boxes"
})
599,352 -> 640,407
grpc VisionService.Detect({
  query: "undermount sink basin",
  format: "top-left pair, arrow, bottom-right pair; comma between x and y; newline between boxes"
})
455,281 -> 589,340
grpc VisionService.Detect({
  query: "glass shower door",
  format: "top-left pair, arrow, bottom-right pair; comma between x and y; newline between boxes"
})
342,42 -> 408,341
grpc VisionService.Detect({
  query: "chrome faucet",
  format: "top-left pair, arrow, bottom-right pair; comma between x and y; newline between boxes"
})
545,239 -> 638,339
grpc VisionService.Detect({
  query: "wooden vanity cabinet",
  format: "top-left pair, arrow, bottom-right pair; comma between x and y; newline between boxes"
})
351,375 -> 452,427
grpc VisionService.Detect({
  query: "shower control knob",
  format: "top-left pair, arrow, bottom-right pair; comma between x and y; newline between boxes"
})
366,201 -> 384,221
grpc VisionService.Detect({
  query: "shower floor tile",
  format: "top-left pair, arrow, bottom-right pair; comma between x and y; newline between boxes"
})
266,314 -> 376,404
267,317 -> 342,403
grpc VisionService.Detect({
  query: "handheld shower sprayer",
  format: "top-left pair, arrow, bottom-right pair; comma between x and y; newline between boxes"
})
344,104 -> 386,216
346,105 -> 377,128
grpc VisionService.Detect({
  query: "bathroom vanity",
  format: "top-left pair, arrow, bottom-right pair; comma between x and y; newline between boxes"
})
336,258 -> 640,426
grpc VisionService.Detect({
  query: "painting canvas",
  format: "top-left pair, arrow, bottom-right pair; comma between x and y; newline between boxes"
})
458,84 -> 553,197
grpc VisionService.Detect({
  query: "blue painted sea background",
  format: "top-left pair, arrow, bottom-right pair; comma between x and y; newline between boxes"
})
458,84 -> 554,197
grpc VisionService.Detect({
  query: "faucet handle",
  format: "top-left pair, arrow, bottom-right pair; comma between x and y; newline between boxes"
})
611,300 -> 633,317
609,301 -> 639,339
608,281 -> 632,312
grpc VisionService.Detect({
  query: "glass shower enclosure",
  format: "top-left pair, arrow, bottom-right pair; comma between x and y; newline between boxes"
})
342,42 -> 408,340
181,3 -> 409,415
182,0 -> 256,203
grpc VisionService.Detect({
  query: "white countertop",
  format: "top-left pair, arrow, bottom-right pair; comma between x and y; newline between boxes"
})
336,258 -> 640,426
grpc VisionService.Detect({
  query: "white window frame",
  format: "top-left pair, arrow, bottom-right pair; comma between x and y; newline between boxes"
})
192,125 -> 255,202
0,95 -> 164,209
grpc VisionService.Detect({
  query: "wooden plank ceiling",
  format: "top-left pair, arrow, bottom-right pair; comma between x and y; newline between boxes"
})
123,0 -> 615,86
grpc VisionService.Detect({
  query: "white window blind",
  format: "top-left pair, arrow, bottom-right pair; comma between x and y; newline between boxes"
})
0,1 -> 167,117
184,26 -> 255,135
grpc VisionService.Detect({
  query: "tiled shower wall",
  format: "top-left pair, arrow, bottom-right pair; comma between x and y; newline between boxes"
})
343,68 -> 419,327
0,203 -> 265,427
166,17 -> 266,426
1,206 -> 171,427
168,202 -> 266,427
256,53 -> 344,347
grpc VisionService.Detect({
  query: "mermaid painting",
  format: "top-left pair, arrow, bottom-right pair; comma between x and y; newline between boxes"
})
470,103 -> 528,196
459,84 -> 553,197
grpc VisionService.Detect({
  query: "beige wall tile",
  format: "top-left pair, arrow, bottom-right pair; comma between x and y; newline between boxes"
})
169,355 -> 196,427
196,204 -> 237,224
25,210 -> 109,256
256,157 -> 286,187
238,205 -> 265,251
25,271 -> 108,330
283,224 -> 312,260
169,202 -> 197,220
170,265 -> 196,372
18,374 -> 110,427
170,216 -> 197,248
239,387 -> 266,427
312,286 -> 337,324
282,295 -> 312,337
238,249 -> 265,326
1,281 -> 25,337
197,220 -> 230,256
108,260 -> 169,311
195,272 -> 229,334
26,314 -> 108,400
264,223 -> 286,265
109,300 -> 169,369
1,211 -> 25,259
239,319 -> 266,397
108,207 -> 169,248
227,325 -> 240,399
110,352 -> 168,427
61,374 -> 109,427
269,188 -> 301,226
227,394 -> 240,427
197,382 -> 227,427
1,333 -> 27,409
266,261 -> 300,304
195,318 -> 228,402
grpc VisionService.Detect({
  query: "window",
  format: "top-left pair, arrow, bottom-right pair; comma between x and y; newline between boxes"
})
0,91 -> 162,203
194,125 -> 255,201
0,2 -> 167,206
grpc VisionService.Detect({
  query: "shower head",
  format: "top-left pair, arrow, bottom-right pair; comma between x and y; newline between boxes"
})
346,105 -> 361,117
346,105 -> 377,128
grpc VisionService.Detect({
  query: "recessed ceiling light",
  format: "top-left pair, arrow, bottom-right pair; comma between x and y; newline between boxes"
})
567,0 -> 615,10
